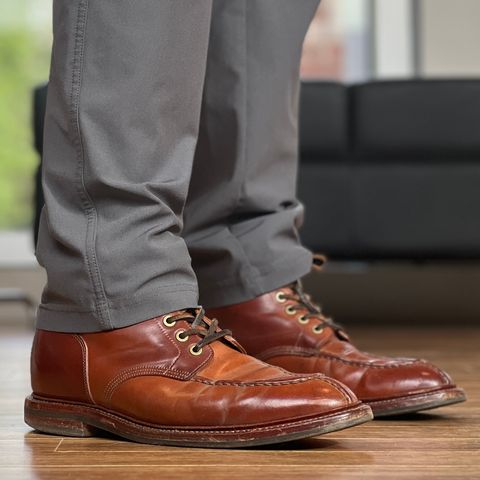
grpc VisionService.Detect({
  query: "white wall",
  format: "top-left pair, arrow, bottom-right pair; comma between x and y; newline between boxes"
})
373,0 -> 414,78
421,0 -> 480,77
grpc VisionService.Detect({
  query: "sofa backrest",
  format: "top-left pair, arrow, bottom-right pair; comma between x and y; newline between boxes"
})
350,80 -> 480,162
297,79 -> 480,259
299,81 -> 349,162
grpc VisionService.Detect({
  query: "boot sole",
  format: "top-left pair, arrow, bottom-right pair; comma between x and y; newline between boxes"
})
367,386 -> 466,417
24,394 -> 373,448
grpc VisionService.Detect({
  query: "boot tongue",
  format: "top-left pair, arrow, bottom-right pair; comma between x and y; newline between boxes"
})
175,308 -> 246,354
285,283 -> 350,342
201,313 -> 247,353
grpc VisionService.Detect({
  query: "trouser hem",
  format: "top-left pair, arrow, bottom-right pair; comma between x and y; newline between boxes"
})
36,285 -> 199,333
199,249 -> 313,308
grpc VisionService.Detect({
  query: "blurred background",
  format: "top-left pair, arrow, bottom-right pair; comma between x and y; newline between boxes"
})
1,0 -> 480,327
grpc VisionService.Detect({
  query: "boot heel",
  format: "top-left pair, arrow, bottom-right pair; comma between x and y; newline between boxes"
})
24,395 -> 98,437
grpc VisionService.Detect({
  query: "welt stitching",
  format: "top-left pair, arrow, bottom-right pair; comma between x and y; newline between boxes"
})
366,387 -> 451,404
32,395 -> 356,435
70,0 -> 111,329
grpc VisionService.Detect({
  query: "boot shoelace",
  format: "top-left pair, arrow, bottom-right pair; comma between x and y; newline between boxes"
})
162,307 -> 232,354
278,280 -> 343,334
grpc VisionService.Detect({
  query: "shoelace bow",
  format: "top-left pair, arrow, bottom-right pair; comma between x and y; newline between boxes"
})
281,280 -> 343,334
167,307 -> 232,353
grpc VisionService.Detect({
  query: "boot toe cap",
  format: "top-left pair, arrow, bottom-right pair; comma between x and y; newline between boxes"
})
357,358 -> 455,401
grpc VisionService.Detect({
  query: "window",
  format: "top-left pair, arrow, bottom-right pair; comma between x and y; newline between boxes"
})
0,0 -> 51,231
301,0 -> 372,82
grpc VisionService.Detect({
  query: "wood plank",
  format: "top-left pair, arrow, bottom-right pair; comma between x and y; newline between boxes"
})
1,326 -> 479,479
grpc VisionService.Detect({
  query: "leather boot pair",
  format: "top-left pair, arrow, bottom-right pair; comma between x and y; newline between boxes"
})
26,308 -> 372,448
207,282 -> 466,417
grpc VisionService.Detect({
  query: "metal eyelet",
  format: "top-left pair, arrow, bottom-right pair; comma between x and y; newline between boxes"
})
189,344 -> 203,356
285,305 -> 296,315
175,330 -> 188,342
162,314 -> 176,328
275,291 -> 287,303
313,325 -> 324,335
298,315 -> 309,324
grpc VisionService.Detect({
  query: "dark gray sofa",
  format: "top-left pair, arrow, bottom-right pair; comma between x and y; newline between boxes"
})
33,79 -> 480,260
298,79 -> 480,259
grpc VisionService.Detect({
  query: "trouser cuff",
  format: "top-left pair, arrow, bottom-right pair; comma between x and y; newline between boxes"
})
36,285 -> 199,332
198,249 -> 313,308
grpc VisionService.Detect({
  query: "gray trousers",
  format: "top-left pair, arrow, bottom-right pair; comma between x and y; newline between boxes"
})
37,0 -> 320,333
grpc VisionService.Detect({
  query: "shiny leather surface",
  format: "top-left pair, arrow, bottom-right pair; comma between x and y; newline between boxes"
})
207,288 -> 457,402
31,310 -> 359,427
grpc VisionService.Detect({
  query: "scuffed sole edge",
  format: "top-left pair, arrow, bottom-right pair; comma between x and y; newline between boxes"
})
367,387 -> 466,417
25,395 -> 373,448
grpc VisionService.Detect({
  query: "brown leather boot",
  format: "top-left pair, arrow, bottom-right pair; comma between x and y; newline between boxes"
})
207,284 -> 466,417
25,308 -> 372,447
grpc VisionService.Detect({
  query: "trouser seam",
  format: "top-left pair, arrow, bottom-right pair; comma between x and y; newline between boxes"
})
70,0 -> 112,329
225,0 -> 250,235
218,1 -> 262,299
238,0 -> 248,213
225,226 -> 263,296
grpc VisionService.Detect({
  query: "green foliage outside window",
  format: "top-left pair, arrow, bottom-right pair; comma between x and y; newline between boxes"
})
0,5 -> 51,229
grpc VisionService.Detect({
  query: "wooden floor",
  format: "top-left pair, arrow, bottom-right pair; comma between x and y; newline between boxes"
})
1,325 -> 479,479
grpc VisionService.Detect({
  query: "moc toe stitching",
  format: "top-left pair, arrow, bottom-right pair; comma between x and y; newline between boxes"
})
312,352 -> 420,368
191,373 -> 330,387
